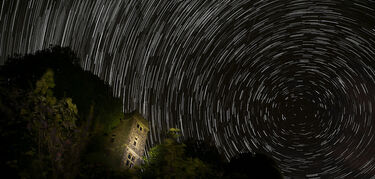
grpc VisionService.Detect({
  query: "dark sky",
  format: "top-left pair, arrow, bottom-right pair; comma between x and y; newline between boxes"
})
1,0 -> 375,178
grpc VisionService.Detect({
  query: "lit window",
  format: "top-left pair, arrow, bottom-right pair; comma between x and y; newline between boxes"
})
134,141 -> 137,146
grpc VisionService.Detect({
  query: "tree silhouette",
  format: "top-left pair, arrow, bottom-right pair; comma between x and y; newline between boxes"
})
0,47 -> 121,178
1,68 -> 89,178
225,152 -> 283,179
140,128 -> 211,178
184,138 -> 226,177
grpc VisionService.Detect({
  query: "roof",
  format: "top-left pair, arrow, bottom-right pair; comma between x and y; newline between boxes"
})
124,110 -> 149,130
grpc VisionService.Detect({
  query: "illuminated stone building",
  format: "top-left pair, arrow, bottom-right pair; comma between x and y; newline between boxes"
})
110,110 -> 149,169
123,111 -> 149,168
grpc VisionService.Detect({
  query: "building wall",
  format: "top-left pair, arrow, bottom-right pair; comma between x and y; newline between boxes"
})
123,114 -> 149,167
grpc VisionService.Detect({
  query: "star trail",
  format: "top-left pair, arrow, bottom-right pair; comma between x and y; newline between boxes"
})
1,0 -> 375,178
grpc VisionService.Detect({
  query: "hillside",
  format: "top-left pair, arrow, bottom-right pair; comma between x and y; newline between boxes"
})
0,46 -> 130,178
1,46 -> 124,134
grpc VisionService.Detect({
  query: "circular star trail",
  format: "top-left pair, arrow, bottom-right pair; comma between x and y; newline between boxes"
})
1,0 -> 375,178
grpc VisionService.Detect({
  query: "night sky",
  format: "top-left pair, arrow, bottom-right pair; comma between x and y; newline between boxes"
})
1,0 -> 375,178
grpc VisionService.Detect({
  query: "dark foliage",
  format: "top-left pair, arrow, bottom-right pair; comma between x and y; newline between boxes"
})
1,68 -> 88,178
140,128 -> 212,178
225,152 -> 283,179
184,138 -> 226,175
2,46 -> 124,133
183,138 -> 283,178
0,46 -> 126,178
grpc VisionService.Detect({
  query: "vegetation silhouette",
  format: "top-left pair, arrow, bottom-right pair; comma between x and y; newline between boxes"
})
183,138 -> 283,179
1,68 -> 89,178
224,152 -> 283,179
140,128 -> 213,178
183,137 -> 226,176
1,46 -> 128,178
2,46 -> 124,134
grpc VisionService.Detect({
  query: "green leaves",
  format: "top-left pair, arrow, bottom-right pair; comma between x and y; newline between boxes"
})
65,98 -> 78,115
16,69 -> 82,178
1,46 -> 124,178
34,69 -> 55,96
24,150 -> 35,157
140,128 -> 211,178
167,128 -> 181,140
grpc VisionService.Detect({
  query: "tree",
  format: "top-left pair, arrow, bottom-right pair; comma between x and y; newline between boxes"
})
140,128 -> 211,178
18,69 -> 84,178
184,138 -> 226,177
224,152 -> 283,179
1,46 -> 126,178
2,46 -> 125,135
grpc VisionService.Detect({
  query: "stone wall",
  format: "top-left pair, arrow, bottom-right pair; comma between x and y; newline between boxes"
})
123,112 -> 149,167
